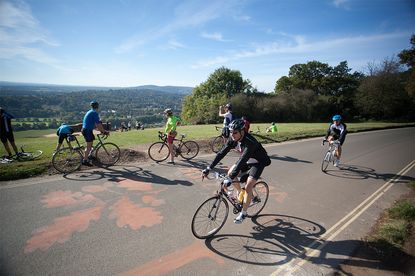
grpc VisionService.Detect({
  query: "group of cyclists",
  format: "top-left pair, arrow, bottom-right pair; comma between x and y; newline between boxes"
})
53,100 -> 347,225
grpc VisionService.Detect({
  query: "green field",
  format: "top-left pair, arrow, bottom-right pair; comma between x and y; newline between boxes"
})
1,122 -> 414,181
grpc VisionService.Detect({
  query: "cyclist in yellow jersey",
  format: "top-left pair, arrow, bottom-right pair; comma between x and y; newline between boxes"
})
164,108 -> 181,164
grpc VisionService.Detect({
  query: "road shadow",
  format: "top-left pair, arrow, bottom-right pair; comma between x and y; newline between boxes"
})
205,214 -> 325,266
269,154 -> 312,164
204,214 -> 415,274
62,164 -> 193,187
324,163 -> 415,183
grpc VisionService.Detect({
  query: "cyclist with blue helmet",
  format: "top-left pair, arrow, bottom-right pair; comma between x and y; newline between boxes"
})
81,101 -> 109,166
324,114 -> 347,167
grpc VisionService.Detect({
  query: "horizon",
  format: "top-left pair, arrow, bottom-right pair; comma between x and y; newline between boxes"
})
0,0 -> 414,92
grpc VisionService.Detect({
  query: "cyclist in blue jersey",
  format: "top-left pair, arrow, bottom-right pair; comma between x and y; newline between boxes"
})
54,123 -> 74,153
81,101 -> 109,166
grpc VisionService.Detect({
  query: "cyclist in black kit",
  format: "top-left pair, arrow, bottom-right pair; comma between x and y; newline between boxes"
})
324,114 -> 347,167
202,119 -> 271,224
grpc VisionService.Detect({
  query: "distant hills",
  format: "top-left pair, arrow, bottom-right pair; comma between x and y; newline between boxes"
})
0,81 -> 193,95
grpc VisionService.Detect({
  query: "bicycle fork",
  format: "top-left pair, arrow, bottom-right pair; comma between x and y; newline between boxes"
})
208,195 -> 223,221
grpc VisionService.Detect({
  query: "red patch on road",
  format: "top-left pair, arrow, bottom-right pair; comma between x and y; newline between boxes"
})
119,240 -> 224,276
41,190 -> 96,208
109,196 -> 163,230
25,204 -> 104,253
142,195 -> 165,206
269,185 -> 288,203
82,185 -> 109,193
117,179 -> 153,191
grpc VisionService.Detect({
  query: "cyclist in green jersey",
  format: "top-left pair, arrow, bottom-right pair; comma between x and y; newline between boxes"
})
164,108 -> 181,164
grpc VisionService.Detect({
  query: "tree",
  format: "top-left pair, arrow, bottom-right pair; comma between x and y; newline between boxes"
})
398,34 -> 415,99
355,57 -> 410,120
181,67 -> 247,124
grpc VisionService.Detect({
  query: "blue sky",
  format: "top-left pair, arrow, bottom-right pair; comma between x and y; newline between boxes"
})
0,0 -> 414,92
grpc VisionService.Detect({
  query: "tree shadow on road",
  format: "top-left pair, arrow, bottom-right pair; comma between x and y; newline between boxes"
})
323,163 -> 415,183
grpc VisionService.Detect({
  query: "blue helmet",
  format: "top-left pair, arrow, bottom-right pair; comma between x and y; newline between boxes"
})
332,114 -> 342,121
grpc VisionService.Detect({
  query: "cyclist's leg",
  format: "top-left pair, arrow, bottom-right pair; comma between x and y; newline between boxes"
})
167,135 -> 174,163
242,163 -> 265,213
82,129 -> 94,165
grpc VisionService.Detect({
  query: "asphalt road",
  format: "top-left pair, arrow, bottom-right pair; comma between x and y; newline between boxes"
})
1,127 -> 414,276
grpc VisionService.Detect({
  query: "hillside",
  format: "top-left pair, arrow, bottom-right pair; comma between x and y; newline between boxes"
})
0,82 -> 193,130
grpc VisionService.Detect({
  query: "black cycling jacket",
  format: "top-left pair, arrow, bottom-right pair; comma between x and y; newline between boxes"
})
209,132 -> 271,179
325,122 -> 347,145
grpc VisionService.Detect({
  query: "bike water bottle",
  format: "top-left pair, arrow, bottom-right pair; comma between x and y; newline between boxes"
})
238,188 -> 246,203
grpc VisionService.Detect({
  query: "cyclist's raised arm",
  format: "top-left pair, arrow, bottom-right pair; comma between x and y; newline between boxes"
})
96,122 -> 109,135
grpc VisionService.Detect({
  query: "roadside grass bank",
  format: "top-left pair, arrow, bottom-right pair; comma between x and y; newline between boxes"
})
340,181 -> 415,275
1,122 -> 414,181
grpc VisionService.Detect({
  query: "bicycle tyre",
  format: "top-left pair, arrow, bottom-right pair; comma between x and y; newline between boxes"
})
321,151 -> 331,172
95,142 -> 121,166
180,140 -> 199,160
248,181 -> 269,217
52,148 -> 83,173
211,136 -> 224,153
191,196 -> 229,239
148,142 -> 170,162
17,150 -> 43,161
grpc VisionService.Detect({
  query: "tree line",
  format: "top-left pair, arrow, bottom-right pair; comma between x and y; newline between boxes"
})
182,35 -> 415,124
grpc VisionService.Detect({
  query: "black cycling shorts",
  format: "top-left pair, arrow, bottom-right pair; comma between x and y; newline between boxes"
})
82,129 -> 95,143
0,131 -> 14,144
239,162 -> 265,181
58,133 -> 69,144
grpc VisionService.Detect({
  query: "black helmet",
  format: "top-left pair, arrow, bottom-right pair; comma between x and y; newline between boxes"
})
225,103 -> 232,110
90,101 -> 99,109
228,119 -> 245,131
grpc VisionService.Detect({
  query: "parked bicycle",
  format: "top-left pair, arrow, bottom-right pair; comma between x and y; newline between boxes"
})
148,131 -> 199,162
52,133 -> 120,173
191,170 -> 269,239
0,146 -> 43,163
210,126 -> 228,153
321,140 -> 340,172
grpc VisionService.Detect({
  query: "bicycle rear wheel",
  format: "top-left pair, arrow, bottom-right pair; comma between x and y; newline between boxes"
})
321,151 -> 331,172
17,150 -> 43,161
148,142 -> 170,162
211,136 -> 224,153
248,181 -> 269,217
52,148 -> 82,173
95,142 -> 121,166
191,196 -> 229,239
180,140 -> 199,160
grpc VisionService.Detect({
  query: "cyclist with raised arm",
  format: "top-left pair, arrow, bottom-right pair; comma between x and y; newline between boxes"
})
81,101 -> 109,166
164,108 -> 181,165
324,114 -> 347,167
218,103 -> 235,139
202,119 -> 271,224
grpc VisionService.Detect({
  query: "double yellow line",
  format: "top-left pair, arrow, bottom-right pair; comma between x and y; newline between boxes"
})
271,159 -> 415,275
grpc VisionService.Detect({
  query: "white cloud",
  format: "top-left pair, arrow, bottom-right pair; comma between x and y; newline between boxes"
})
191,31 -> 412,68
165,38 -> 185,50
333,0 -> 350,9
116,0 -> 240,53
0,1 -> 59,65
201,32 -> 229,42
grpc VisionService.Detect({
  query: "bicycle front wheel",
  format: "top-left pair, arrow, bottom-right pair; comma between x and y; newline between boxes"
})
148,142 -> 170,162
321,151 -> 331,172
211,136 -> 224,153
18,150 -> 43,161
180,140 -> 199,160
191,196 -> 229,239
95,142 -> 121,166
248,181 -> 269,217
52,148 -> 82,173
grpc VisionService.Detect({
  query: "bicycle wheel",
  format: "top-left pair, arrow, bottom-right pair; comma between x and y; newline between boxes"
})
191,196 -> 229,239
180,140 -> 199,160
211,136 -> 224,153
52,148 -> 82,173
95,142 -> 121,166
321,151 -> 331,172
18,150 -> 43,161
148,142 -> 170,162
248,181 -> 269,217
